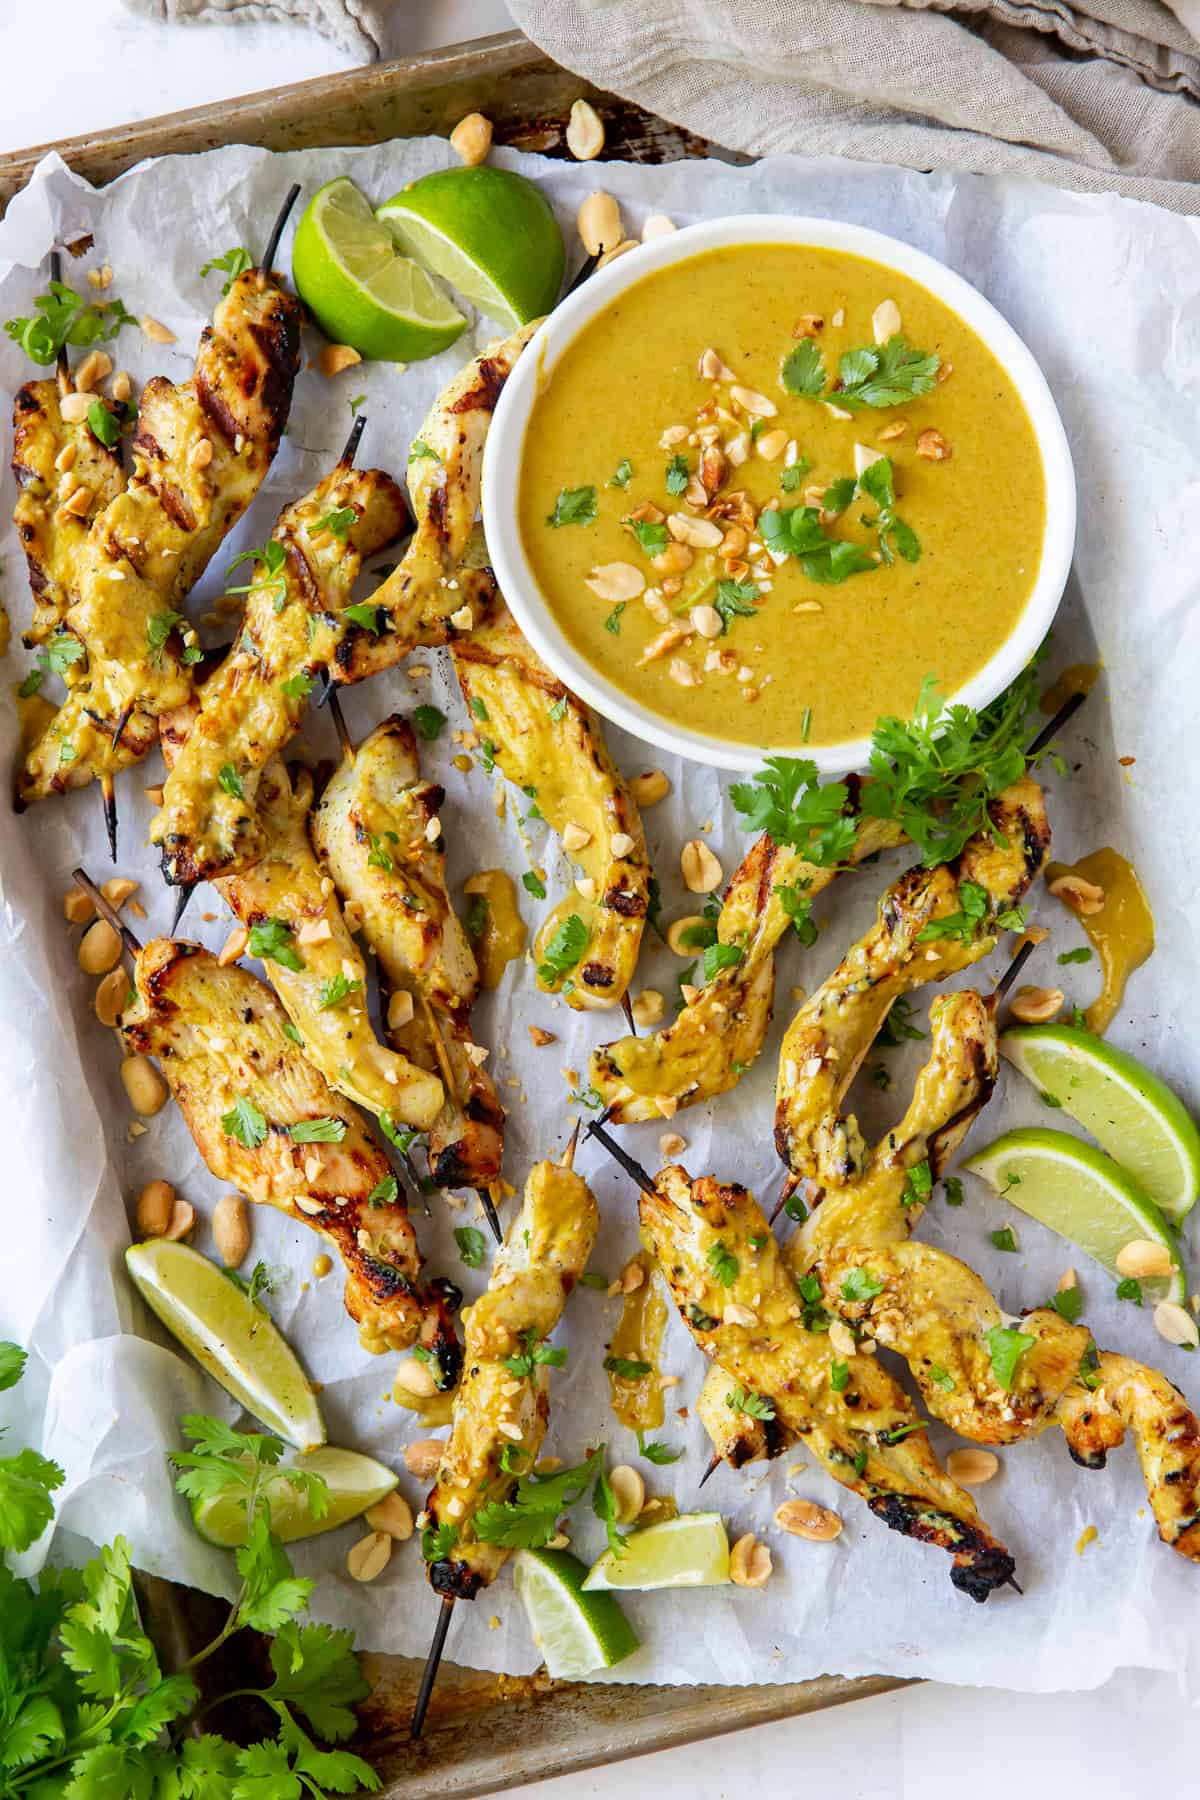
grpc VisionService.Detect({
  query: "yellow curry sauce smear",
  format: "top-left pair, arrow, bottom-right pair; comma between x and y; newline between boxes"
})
1047,850 -> 1155,1033
463,869 -> 527,990
1040,662 -> 1100,715
519,244 -> 1046,751
606,1251 -> 669,1431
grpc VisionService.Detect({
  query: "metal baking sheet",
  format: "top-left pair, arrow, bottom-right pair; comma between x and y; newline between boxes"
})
2,31 -> 904,1793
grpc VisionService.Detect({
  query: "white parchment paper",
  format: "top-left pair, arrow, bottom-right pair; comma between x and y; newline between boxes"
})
2,138 -> 1199,1696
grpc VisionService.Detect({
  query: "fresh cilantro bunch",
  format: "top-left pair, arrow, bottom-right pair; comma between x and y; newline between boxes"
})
5,281 -> 136,367
861,662 -> 1041,866
0,1359 -> 379,1798
729,758 -> 858,868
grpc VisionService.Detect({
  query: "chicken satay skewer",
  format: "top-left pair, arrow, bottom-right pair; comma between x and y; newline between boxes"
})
411,1122 -> 595,1737
166,409 -> 375,938
18,185 -> 304,847
584,1119 -> 1017,1597
320,679 -> 506,1244
71,865 -> 461,1372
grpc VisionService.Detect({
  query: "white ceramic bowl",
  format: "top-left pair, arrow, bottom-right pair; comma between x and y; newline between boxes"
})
481,213 -> 1076,774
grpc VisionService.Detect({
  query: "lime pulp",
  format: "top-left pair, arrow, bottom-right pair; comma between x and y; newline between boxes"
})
513,1548 -> 639,1677
581,1511 -> 731,1592
191,1445 -> 398,1546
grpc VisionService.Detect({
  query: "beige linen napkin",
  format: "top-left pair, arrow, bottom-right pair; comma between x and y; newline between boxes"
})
127,0 -> 1200,208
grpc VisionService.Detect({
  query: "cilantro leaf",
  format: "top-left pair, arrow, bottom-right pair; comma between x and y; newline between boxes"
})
288,1118 -> 347,1145
775,878 -> 817,946
454,1226 -> 487,1268
714,579 -> 759,632
86,398 -> 120,448
546,486 -> 597,528
0,1342 -> 26,1390
1116,1276 -> 1143,1306
409,438 -> 441,462
5,280 -> 136,366
200,246 -> 252,293
342,601 -> 383,634
315,506 -> 357,541
705,1241 -> 739,1286
664,454 -> 689,496
592,1464 -> 629,1559
703,941 -> 744,982
834,336 -> 940,410
984,1324 -> 1036,1391
990,1225 -> 1019,1253
943,1176 -> 965,1207
929,1363 -> 955,1391
413,704 -> 446,741
318,973 -> 362,1010
604,602 -> 626,634
0,1446 -> 64,1551
502,1328 -> 567,1380
248,917 -> 304,973
916,879 -> 991,946
1051,1285 -> 1083,1323
473,1448 -> 603,1549
636,1430 -> 682,1465
729,757 -> 857,867
840,1267 -> 883,1304
222,1096 -> 267,1149
725,1384 -> 775,1420
630,518 -> 669,556
218,762 -> 245,799
758,504 -> 876,585
901,1159 -> 933,1211
781,337 -> 827,397
522,870 -> 547,900
604,1355 -> 651,1380
610,457 -> 634,488
537,913 -> 588,985
281,669 -> 316,701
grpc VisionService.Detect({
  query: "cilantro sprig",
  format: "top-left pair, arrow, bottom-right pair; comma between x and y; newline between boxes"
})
5,280 -> 135,366
780,332 -> 940,411
759,503 -> 876,586
0,1363 -> 378,1800
729,757 -> 857,867
471,1447 -> 604,1551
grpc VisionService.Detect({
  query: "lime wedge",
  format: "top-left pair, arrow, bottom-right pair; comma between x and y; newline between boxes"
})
1001,1024 -> 1200,1224
125,1239 -> 325,1450
513,1548 -> 639,1677
962,1127 -> 1186,1303
191,1445 -> 398,1546
581,1511 -> 730,1592
292,176 -> 466,363
377,166 -> 565,332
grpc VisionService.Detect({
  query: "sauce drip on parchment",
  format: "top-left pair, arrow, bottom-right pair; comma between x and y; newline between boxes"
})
1040,662 -> 1100,716
606,1250 -> 669,1432
463,869 -> 527,990
1046,849 -> 1154,1033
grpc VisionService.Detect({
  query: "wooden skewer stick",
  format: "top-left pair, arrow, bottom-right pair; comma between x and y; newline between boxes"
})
411,1124 -> 580,1739
1027,688 -> 1086,759
260,185 -> 301,275
410,1593 -> 455,1740
72,867 -> 142,959
49,250 -> 71,400
620,992 -> 638,1037
100,778 -> 119,865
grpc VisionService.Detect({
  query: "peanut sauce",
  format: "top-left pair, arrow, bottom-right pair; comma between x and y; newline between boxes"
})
1046,849 -> 1154,1033
463,869 -> 527,990
606,1250 -> 669,1431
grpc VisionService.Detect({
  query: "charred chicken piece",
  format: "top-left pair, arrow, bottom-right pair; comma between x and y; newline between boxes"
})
311,714 -> 504,1189
452,602 -> 651,1012
18,268 -> 302,805
121,936 -> 460,1375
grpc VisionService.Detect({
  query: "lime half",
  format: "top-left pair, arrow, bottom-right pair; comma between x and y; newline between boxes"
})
962,1127 -> 1186,1304
581,1511 -> 730,1592
514,1548 -> 639,1678
191,1445 -> 397,1547
1001,1024 -> 1200,1224
126,1239 -> 325,1450
292,176 -> 465,362
377,166 -> 565,332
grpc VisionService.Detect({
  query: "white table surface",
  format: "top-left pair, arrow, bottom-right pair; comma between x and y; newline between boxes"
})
3,0 -> 1194,1791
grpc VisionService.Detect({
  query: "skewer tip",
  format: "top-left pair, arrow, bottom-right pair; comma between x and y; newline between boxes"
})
410,1593 -> 456,1740
170,882 -> 196,935
477,1186 -> 503,1244
560,1118 -> 581,1169
339,412 -> 367,467
991,935 -> 1036,1003
584,1116 -> 658,1198
697,1454 -> 722,1490
620,992 -> 638,1037
100,777 -> 118,864
323,678 -> 354,762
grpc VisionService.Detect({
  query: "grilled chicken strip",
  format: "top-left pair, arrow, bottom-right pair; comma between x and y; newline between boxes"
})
12,378 -> 126,645
152,454 -> 409,886
591,789 -> 906,1119
700,987 -> 998,1467
121,936 -> 461,1376
776,777 -> 1050,1183
311,713 -> 504,1189
422,1151 -> 599,1599
159,698 -> 444,1130
816,1242 -> 1200,1563
331,323 -> 537,688
17,268 -> 302,805
452,602 -> 651,1011
640,1164 -> 1015,1599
